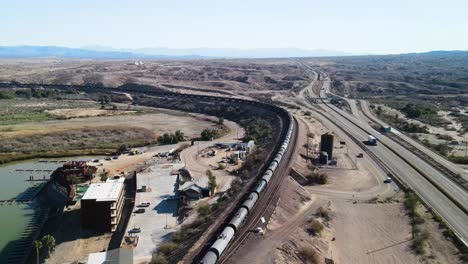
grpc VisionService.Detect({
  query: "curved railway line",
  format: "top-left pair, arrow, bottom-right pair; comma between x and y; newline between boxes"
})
0,81 -> 298,263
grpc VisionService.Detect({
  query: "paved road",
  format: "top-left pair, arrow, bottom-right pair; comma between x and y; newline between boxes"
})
315,101 -> 468,243
294,64 -> 468,245
359,99 -> 468,180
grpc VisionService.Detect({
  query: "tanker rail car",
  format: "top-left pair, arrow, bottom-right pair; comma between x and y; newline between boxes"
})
199,114 -> 294,264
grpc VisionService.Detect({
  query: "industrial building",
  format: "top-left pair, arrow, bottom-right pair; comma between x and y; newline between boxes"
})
81,177 -> 126,232
320,133 -> 334,159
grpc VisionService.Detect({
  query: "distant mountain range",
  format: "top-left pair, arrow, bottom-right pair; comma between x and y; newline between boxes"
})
0,45 -> 352,59
0,45 -> 466,59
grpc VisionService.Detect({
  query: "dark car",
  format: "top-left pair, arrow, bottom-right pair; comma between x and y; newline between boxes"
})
129,227 -> 141,233
134,208 -> 145,214
356,153 -> 364,158
105,157 -> 112,161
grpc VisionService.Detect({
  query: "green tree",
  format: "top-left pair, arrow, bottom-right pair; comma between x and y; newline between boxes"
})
174,130 -> 185,141
33,240 -> 43,264
206,170 -> 217,195
99,169 -> 109,182
41,234 -> 55,257
118,144 -> 128,153
201,128 -> 220,141
218,117 -> 224,125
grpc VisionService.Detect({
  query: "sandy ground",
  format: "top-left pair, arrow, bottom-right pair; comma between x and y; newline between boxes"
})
179,118 -> 245,192
0,107 -> 215,139
45,107 -> 137,118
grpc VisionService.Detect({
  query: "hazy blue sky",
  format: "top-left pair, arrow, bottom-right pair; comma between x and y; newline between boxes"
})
1,0 -> 467,54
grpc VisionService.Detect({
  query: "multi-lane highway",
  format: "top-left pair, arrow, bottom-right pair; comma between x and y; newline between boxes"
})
295,61 -> 468,245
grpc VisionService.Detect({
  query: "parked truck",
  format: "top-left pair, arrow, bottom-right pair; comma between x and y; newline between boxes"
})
368,135 -> 377,145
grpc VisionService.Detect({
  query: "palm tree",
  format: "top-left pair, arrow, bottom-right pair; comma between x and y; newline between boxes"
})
33,240 -> 42,264
41,234 -> 56,257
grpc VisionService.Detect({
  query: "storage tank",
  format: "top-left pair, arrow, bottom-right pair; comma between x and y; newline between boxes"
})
319,151 -> 328,165
320,133 -> 334,159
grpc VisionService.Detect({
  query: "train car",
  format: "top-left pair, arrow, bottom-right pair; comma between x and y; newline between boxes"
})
228,207 -> 249,232
241,192 -> 259,212
254,180 -> 267,194
199,251 -> 217,264
268,160 -> 279,173
261,170 -> 273,183
209,226 -> 236,258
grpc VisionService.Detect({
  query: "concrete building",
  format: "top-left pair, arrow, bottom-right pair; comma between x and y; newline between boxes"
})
81,177 -> 126,232
320,133 -> 334,159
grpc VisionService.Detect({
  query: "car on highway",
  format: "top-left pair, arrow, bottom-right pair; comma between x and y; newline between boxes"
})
105,157 -> 112,161
134,208 -> 145,214
128,227 -> 141,233
356,153 -> 364,158
384,177 -> 392,183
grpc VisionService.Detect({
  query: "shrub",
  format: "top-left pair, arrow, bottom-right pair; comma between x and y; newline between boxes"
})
158,242 -> 177,256
299,247 -> 320,264
151,253 -> 168,264
404,193 -> 419,212
218,163 -> 226,170
317,206 -> 331,221
307,219 -> 324,236
412,231 -> 430,255
306,172 -> 328,185
197,204 -> 211,217
158,130 -> 185,145
201,128 -> 221,140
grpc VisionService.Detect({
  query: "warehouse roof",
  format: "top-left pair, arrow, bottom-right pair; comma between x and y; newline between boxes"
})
82,177 -> 124,202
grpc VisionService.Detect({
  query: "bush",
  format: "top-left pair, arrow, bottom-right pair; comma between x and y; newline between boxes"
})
404,193 -> 419,212
306,172 -> 328,185
307,219 -> 324,236
412,231 -> 430,255
158,242 -> 178,256
317,206 -> 331,221
299,247 -> 320,264
151,253 -> 168,264
218,163 -> 226,170
448,155 -> 468,165
158,130 -> 185,144
197,204 -> 211,217
200,128 -> 221,141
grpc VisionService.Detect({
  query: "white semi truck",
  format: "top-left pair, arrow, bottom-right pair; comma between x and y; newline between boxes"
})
368,135 -> 377,145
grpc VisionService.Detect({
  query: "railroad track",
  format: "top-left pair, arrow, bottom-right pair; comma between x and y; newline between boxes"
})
218,117 -> 299,263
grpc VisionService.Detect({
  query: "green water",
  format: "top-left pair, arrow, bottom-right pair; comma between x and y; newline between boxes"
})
0,156 -> 103,257
0,204 -> 33,254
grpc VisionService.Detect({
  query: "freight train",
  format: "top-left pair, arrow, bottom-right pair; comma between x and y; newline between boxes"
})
199,114 -> 294,264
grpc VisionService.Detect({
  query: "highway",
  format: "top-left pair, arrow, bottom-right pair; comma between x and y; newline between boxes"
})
295,61 -> 468,245
359,99 -> 468,181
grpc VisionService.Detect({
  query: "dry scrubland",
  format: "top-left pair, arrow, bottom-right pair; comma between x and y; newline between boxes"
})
0,58 -> 310,95
0,98 -> 216,164
302,53 -> 468,163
